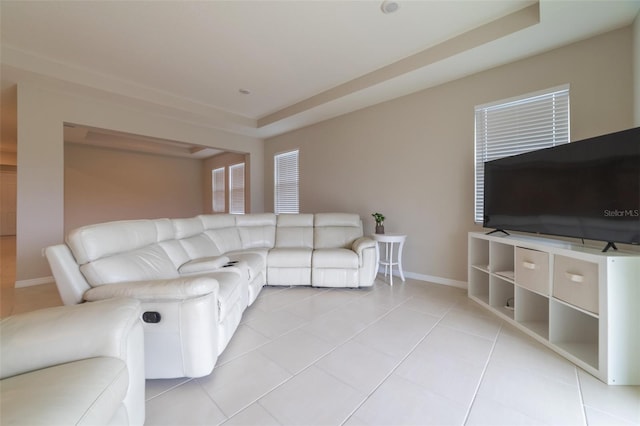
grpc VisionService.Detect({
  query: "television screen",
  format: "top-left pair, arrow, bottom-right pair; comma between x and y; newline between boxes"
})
483,126 -> 640,246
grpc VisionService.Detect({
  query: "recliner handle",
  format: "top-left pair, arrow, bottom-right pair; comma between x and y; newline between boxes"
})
142,311 -> 161,323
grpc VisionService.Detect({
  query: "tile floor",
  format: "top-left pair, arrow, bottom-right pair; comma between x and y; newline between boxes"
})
143,279 -> 640,426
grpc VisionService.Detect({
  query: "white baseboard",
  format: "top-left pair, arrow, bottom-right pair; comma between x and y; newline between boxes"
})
18,272 -> 467,289
15,276 -> 55,288
377,268 -> 467,289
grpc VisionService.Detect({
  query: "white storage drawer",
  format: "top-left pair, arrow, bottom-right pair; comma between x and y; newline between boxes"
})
553,255 -> 599,314
515,247 -> 549,295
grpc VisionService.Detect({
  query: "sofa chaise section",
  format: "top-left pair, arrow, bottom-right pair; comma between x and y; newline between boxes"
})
268,213 -> 314,285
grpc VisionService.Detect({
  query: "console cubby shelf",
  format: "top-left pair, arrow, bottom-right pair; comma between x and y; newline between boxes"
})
468,232 -> 640,385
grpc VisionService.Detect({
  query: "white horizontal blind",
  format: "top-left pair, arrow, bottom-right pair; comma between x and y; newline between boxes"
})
474,85 -> 570,223
212,167 -> 225,213
274,150 -> 299,214
229,163 -> 245,214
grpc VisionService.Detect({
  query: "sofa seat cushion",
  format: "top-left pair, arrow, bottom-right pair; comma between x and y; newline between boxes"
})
267,248 -> 312,286
178,256 -> 230,275
0,357 -> 128,426
268,248 -> 312,267
312,248 -> 358,269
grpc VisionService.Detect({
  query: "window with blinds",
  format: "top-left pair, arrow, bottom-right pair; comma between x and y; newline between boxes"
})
274,150 -> 299,214
474,85 -> 570,224
212,167 -> 225,213
229,163 -> 245,214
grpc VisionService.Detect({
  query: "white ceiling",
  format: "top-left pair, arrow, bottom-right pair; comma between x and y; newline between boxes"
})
1,0 -> 639,140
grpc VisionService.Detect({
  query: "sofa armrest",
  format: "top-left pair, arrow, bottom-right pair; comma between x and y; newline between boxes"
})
83,276 -> 219,303
353,237 -> 379,286
45,244 -> 91,305
352,237 -> 377,255
0,298 -> 141,380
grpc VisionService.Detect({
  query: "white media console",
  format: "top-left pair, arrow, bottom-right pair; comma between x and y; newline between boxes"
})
468,232 -> 640,385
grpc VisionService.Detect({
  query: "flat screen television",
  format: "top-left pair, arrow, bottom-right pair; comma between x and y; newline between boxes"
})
483,126 -> 640,250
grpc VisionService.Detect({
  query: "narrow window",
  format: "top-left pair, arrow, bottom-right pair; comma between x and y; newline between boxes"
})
274,150 -> 299,214
212,167 -> 225,213
229,163 -> 245,214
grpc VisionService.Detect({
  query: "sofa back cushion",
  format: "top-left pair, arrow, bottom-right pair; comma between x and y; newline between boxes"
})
236,214 -> 276,249
179,234 -> 221,259
275,214 -> 314,248
154,218 -> 175,242
199,214 -> 243,253
313,213 -> 363,249
80,244 -> 179,287
159,240 -> 190,269
172,217 -> 204,239
66,220 -> 159,265
172,217 -> 222,259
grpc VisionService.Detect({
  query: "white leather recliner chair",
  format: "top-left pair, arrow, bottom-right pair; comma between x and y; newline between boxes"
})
268,213 -> 314,285
0,298 -> 145,426
312,213 -> 378,287
46,219 -> 223,379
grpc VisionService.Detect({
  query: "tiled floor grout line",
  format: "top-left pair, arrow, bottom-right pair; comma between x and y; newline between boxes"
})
250,295 -> 416,425
216,287 -> 339,366
153,282 -> 610,425
340,297 -> 457,425
461,322 -> 503,425
575,368 -> 589,426
216,285 -> 465,423
143,287 -> 361,420
195,379 -> 230,423
211,284 -> 410,423
144,378 -> 194,402
218,284 -> 402,368
7,279 -> 637,424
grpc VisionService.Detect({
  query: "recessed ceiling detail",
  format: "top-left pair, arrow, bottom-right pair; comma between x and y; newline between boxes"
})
63,124 -> 223,160
2,1 -> 639,138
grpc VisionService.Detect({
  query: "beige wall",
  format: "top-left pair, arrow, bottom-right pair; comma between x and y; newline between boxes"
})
14,81 -> 264,285
265,27 -> 634,286
65,143 -> 204,232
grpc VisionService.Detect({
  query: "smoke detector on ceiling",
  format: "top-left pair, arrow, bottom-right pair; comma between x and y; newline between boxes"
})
380,0 -> 399,14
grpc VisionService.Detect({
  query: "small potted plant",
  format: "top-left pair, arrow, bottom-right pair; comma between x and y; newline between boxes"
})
372,212 -> 385,234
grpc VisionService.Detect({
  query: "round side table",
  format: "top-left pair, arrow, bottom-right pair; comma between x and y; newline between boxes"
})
372,233 -> 407,286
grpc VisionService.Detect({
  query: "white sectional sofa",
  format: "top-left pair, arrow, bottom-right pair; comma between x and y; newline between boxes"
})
0,298 -> 145,426
45,213 -> 378,379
